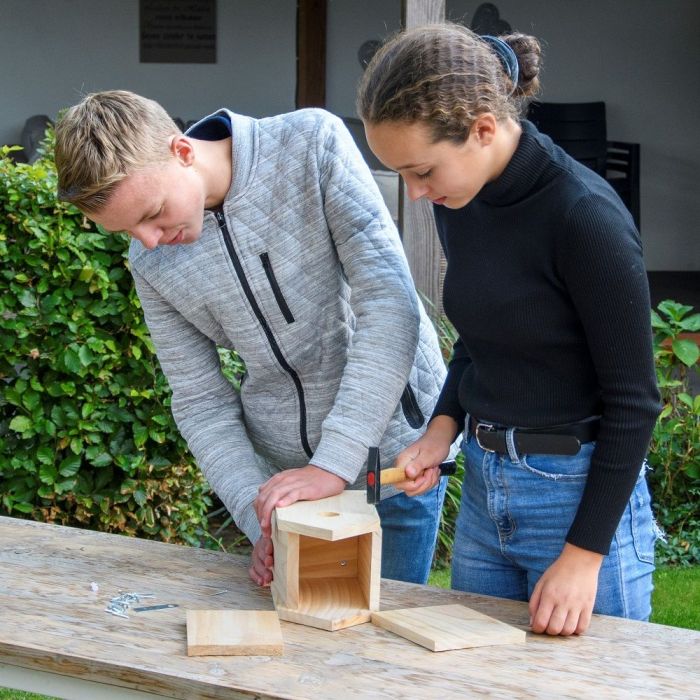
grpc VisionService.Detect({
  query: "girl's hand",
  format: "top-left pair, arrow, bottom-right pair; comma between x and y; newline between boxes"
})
528,543 -> 604,636
391,415 -> 457,496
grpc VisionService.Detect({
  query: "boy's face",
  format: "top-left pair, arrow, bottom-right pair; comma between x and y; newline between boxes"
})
87,139 -> 206,250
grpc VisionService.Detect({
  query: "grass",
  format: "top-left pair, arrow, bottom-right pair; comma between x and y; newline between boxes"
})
651,565 -> 700,628
1,566 -> 697,700
429,565 -> 700,631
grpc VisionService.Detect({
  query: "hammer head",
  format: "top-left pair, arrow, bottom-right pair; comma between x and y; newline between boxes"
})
366,446 -> 381,505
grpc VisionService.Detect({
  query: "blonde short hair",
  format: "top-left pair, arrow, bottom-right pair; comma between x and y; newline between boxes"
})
55,90 -> 180,213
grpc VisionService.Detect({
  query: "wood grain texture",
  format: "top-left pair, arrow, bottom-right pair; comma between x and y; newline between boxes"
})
371,604 -> 526,651
186,610 -> 283,657
2,516 -> 699,699
271,494 -> 381,631
274,491 -> 380,540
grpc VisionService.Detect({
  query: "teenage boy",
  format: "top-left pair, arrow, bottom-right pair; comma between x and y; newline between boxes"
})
55,91 -> 452,586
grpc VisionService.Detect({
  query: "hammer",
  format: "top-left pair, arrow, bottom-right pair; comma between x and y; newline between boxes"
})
366,447 -> 457,505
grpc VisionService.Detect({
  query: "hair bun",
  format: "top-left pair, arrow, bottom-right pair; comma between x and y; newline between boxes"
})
502,33 -> 542,98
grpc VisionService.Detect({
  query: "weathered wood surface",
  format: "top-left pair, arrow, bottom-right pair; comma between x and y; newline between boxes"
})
1,515 -> 699,699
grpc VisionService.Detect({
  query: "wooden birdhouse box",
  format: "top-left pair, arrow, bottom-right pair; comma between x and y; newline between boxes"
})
270,490 -> 381,631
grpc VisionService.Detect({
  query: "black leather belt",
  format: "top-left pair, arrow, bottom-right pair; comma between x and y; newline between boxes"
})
468,416 -> 599,456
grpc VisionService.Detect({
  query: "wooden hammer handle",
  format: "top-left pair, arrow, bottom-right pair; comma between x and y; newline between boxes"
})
380,461 -> 456,486
379,466 -> 410,485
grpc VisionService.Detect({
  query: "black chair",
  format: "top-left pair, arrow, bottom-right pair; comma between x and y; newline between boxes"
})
20,114 -> 53,163
528,101 -> 640,230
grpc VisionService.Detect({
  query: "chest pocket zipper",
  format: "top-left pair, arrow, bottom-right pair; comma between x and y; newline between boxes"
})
400,383 -> 425,429
260,252 -> 295,324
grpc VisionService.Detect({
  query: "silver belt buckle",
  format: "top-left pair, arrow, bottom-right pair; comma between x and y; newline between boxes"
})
475,422 -> 497,452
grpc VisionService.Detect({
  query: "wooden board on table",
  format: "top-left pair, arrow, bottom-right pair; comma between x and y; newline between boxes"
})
186,609 -> 283,656
371,604 -> 526,652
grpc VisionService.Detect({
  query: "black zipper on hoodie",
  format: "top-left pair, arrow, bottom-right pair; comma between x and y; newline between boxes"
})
214,208 -> 313,458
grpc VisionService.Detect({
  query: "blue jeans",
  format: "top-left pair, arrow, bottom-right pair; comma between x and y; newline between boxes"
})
452,432 -> 656,620
376,477 -> 447,584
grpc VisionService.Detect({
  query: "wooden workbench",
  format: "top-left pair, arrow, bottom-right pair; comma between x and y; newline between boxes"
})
1,515 -> 698,699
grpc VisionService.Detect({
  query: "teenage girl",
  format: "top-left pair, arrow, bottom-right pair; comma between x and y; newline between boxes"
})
358,24 -> 660,636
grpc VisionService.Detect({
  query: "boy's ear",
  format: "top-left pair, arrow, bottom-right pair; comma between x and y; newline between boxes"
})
170,135 -> 195,165
471,113 -> 497,146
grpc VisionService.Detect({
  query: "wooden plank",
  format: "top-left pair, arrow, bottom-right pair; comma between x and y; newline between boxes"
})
399,0 -> 446,318
2,516 -> 699,699
372,604 -> 526,652
186,610 -> 283,657
275,577 -> 373,631
270,515 -> 299,611
299,534 -> 359,579
274,490 -> 380,540
296,0 -> 326,108
358,531 -> 381,611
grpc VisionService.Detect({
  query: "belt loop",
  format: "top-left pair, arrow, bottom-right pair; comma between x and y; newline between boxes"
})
505,428 -> 520,463
465,414 -> 472,445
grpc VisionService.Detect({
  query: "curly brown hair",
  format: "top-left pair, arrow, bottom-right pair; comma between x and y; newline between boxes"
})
357,23 -> 542,143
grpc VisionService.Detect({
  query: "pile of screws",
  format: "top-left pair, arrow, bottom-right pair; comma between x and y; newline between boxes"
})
104,591 -> 155,619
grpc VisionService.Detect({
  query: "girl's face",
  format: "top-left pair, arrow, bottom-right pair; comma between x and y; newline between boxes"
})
364,117 -> 504,210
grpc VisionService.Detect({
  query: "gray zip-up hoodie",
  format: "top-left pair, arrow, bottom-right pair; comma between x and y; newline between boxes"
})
129,108 -> 449,544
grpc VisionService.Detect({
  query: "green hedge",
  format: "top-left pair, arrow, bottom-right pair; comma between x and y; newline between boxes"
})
0,136 -> 211,545
648,300 -> 700,565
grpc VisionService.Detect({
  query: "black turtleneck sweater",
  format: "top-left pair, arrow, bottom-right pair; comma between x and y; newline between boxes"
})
432,120 -> 661,555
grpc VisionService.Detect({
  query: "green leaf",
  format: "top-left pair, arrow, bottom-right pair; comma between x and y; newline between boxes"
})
679,313 -> 700,332
9,415 -> 32,432
59,454 -> 81,477
39,463 -> 58,484
36,446 -> 54,465
671,339 -> 699,367
91,452 -> 113,468
650,310 -> 668,330
55,477 -> 77,494
11,502 -> 34,514
63,347 -> 81,373
37,485 -> 55,499
22,391 -> 40,410
78,266 -> 94,282
678,393 -> 693,409
658,404 -> 673,420
78,344 -> 94,366
18,289 -> 35,308
133,423 -> 148,449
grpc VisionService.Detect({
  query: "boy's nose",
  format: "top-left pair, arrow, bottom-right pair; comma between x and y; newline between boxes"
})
131,224 -> 163,249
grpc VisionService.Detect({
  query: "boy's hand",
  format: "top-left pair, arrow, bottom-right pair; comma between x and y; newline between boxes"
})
528,543 -> 603,636
255,465 -> 346,537
391,415 -> 456,497
249,536 -> 274,587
